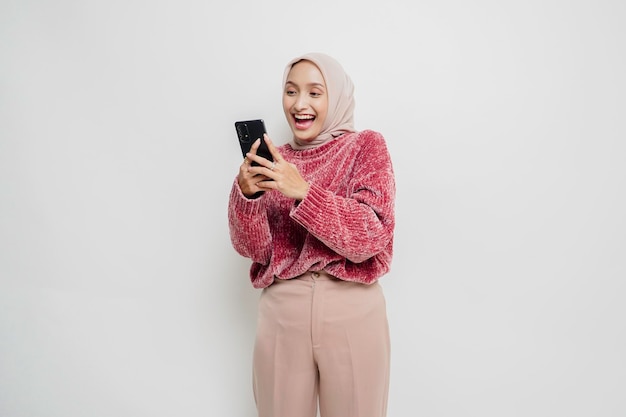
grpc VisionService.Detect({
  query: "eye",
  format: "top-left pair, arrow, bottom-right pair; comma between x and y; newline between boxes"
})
285,89 -> 297,96
310,91 -> 322,98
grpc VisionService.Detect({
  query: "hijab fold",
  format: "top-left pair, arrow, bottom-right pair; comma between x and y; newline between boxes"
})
282,53 -> 356,149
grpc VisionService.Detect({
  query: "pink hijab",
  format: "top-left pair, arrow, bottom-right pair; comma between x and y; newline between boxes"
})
282,53 -> 356,149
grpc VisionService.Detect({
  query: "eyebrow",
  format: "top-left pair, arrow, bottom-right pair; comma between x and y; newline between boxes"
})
285,81 -> 326,89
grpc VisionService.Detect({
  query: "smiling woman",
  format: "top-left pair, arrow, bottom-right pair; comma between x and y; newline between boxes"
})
227,52 -> 396,417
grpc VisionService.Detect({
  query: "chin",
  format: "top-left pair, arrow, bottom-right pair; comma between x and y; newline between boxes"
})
293,128 -> 322,141
294,133 -> 317,143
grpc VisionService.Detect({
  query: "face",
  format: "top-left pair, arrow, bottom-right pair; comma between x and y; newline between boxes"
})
283,60 -> 329,144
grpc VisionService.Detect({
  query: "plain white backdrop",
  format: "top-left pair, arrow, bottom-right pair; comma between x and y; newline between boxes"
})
1,1 -> 625,416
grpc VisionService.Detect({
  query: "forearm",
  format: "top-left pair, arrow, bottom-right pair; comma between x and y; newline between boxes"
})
291,180 -> 395,263
227,181 -> 272,263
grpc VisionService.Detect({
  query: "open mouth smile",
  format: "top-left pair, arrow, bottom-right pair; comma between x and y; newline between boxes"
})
294,114 -> 316,130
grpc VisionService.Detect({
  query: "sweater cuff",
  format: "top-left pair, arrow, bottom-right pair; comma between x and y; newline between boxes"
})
290,182 -> 328,226
233,181 -> 266,216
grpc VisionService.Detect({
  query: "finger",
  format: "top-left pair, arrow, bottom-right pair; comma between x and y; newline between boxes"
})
256,178 -> 277,190
247,138 -> 273,167
247,138 -> 261,157
251,138 -> 261,152
246,139 -> 265,166
247,165 -> 275,179
245,155 -> 264,169
246,152 -> 275,172
263,134 -> 283,163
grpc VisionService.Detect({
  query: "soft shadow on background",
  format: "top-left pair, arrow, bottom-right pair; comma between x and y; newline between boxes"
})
1,1 -> 625,416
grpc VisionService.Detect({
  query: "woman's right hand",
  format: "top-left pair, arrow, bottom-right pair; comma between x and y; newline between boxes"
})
237,138 -> 271,197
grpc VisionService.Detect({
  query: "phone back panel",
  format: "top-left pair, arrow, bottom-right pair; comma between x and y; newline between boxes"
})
235,119 -> 273,163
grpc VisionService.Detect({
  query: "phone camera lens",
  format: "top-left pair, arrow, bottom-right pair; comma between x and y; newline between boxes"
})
237,124 -> 251,143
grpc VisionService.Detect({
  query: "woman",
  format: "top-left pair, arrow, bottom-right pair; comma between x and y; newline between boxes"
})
228,52 -> 396,417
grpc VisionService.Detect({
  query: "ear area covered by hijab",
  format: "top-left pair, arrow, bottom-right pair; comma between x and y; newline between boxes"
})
283,53 -> 356,149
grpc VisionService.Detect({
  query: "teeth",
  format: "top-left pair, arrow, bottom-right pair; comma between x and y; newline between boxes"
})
295,115 -> 314,120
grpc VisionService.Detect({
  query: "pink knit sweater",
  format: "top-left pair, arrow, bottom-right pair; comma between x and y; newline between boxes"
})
228,130 -> 395,289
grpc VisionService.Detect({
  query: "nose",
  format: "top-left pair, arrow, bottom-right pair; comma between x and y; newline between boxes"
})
294,95 -> 308,111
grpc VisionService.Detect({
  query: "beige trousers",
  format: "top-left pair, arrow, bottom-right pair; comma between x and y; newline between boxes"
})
253,271 -> 390,417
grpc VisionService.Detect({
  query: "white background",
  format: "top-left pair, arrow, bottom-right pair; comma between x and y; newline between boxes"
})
1,1 -> 625,416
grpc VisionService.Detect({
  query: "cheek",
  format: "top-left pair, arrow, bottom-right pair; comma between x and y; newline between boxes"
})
282,101 -> 294,121
317,105 -> 329,125
283,94 -> 296,108
319,99 -> 329,119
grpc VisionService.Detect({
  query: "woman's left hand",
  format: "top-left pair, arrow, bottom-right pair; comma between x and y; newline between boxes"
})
245,134 -> 310,201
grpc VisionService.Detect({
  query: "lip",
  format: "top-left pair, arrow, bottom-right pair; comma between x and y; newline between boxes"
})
293,114 -> 316,130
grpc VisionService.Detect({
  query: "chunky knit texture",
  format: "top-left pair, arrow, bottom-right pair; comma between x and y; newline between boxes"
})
228,130 -> 395,289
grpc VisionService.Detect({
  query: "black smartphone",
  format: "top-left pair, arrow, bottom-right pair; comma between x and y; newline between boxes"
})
235,119 -> 273,165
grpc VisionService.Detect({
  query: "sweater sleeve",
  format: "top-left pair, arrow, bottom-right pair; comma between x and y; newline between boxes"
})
290,131 -> 395,263
227,178 -> 272,264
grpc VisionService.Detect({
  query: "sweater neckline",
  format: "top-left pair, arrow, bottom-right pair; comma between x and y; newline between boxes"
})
283,132 -> 357,159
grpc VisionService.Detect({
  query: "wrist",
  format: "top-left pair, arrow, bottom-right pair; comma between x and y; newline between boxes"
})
297,182 -> 310,201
